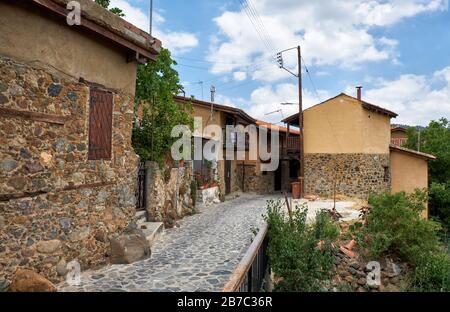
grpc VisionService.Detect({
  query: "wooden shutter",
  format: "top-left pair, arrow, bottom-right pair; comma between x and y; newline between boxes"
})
88,88 -> 113,160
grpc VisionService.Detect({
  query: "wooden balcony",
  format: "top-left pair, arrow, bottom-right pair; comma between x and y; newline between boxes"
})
391,138 -> 407,147
281,136 -> 300,158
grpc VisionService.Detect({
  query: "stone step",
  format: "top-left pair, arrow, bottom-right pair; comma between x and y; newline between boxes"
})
135,210 -> 147,225
138,222 -> 164,248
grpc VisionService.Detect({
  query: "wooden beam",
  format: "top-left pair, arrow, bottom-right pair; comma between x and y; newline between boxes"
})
0,181 -> 116,202
63,181 -> 115,191
0,107 -> 66,125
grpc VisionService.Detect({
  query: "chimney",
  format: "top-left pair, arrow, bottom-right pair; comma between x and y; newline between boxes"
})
356,86 -> 362,101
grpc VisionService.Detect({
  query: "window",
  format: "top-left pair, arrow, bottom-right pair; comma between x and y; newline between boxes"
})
88,87 -> 113,160
383,166 -> 390,182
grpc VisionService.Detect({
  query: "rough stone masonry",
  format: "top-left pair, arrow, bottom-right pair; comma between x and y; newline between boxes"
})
0,56 -> 138,289
304,153 -> 391,198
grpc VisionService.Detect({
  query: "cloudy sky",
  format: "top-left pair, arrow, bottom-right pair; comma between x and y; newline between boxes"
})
110,0 -> 450,126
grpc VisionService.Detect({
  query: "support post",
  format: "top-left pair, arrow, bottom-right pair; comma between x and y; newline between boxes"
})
297,46 -> 304,198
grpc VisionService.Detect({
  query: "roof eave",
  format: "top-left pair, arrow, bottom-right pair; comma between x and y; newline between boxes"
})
31,0 -> 161,62
390,144 -> 436,161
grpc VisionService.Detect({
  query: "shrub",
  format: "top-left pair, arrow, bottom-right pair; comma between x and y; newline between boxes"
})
413,253 -> 450,292
264,200 -> 338,292
430,182 -> 450,229
362,191 -> 450,292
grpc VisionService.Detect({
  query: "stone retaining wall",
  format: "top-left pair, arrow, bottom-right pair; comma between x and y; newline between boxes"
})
145,161 -> 195,227
0,57 -> 138,289
304,153 -> 390,198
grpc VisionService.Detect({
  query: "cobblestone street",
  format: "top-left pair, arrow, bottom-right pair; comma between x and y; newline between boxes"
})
58,194 -> 278,292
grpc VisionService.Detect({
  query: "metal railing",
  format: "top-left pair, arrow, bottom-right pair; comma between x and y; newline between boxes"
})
136,162 -> 146,211
222,223 -> 269,292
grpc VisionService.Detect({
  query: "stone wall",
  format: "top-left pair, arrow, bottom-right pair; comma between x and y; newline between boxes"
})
236,164 -> 274,194
145,161 -> 195,227
304,153 -> 390,198
0,56 -> 138,289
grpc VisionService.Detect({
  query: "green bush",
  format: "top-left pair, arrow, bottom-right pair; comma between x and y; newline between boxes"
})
430,182 -> 450,229
264,200 -> 338,292
413,253 -> 450,292
363,192 -> 450,292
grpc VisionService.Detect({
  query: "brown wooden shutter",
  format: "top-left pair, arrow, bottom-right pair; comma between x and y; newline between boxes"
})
88,87 -> 113,160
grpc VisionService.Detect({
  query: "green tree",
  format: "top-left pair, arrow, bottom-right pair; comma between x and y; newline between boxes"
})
95,0 -> 125,17
132,49 -> 193,164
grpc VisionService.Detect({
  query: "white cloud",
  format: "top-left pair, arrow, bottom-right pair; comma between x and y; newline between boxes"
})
233,71 -> 247,81
245,84 -> 330,123
109,0 -> 198,53
353,66 -> 450,126
207,0 -> 447,81
223,65 -> 450,126
215,94 -> 245,108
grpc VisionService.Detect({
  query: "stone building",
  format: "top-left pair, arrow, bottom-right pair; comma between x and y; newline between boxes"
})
0,0 -> 161,288
283,91 -> 435,201
175,96 -> 299,196
175,96 -> 256,196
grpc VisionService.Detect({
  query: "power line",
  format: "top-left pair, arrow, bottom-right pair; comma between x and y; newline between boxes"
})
176,63 -> 211,71
179,61 -> 276,93
239,0 -> 275,56
245,0 -> 277,53
173,55 -> 268,66
301,56 -> 322,103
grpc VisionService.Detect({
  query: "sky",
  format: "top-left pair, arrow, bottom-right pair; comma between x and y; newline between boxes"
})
110,0 -> 450,126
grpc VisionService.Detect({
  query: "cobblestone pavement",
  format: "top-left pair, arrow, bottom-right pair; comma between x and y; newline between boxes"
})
59,193 -> 279,292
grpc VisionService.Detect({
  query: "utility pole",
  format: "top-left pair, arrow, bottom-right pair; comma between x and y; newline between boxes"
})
297,46 -> 304,198
418,128 -> 421,152
277,45 -> 304,198
149,0 -> 153,36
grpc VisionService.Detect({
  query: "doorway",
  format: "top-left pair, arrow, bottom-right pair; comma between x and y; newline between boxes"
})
225,160 -> 231,195
274,165 -> 282,191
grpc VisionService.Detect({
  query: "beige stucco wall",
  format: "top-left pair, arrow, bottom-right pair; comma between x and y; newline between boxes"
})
192,105 -> 223,139
0,2 -> 137,94
390,150 -> 429,218
304,95 -> 390,154
362,111 -> 391,154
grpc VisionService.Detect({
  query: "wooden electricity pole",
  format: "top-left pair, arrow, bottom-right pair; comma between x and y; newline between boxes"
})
277,45 -> 305,198
297,46 -> 304,198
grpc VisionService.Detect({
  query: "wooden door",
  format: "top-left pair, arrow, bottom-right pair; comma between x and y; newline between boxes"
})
225,160 -> 231,195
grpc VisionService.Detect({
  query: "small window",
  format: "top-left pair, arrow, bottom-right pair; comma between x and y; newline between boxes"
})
88,87 -> 113,160
383,166 -> 390,182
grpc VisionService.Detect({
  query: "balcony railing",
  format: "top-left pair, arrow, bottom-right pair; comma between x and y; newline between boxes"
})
391,138 -> 407,147
286,137 -> 300,150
